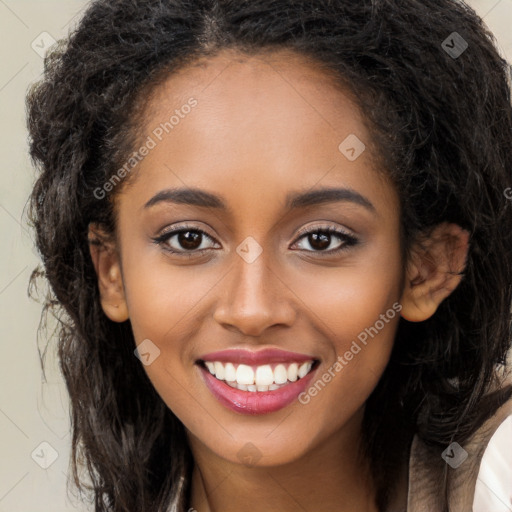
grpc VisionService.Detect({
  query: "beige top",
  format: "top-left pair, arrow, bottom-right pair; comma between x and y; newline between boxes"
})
387,385 -> 512,512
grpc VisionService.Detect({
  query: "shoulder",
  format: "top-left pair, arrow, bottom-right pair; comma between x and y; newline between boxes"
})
473,414 -> 512,512
406,373 -> 512,512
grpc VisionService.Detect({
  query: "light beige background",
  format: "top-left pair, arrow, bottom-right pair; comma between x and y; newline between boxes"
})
1,1 -> 511,511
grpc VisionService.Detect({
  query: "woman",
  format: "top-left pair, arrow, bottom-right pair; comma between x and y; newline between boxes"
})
26,0 -> 512,510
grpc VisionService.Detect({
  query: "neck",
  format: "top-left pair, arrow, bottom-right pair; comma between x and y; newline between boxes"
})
187,409 -> 378,512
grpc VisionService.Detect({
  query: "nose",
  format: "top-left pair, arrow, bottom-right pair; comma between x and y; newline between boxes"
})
213,246 -> 297,337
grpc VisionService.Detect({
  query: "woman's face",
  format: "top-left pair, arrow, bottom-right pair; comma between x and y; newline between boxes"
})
111,49 -> 404,467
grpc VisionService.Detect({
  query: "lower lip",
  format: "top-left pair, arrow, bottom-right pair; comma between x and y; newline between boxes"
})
198,364 -> 317,415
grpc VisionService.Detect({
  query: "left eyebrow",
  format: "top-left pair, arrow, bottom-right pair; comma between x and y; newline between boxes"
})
285,187 -> 375,212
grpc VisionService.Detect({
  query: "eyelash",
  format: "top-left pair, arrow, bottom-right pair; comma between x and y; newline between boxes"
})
152,223 -> 359,258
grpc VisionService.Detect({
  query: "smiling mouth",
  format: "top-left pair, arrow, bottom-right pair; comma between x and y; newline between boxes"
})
197,359 -> 319,392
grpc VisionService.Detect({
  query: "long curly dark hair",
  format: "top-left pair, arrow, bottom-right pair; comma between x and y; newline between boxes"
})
26,0 -> 512,511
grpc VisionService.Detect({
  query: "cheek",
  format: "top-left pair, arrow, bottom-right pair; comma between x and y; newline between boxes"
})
287,244 -> 402,410
119,253 -> 225,420
289,272 -> 402,442
120,266 -> 207,425
290,241 -> 403,349
122,254 -> 219,344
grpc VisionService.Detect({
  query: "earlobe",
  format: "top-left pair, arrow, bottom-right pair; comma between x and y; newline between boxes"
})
88,223 -> 129,323
400,223 -> 469,322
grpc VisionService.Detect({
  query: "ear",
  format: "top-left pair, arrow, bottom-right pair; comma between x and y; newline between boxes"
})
88,223 -> 129,322
400,223 -> 469,322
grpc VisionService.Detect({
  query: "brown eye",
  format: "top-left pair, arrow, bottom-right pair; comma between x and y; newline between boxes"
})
153,226 -> 220,255
292,226 -> 358,255
177,230 -> 202,250
307,232 -> 331,251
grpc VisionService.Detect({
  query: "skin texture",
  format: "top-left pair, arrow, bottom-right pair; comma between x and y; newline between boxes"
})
89,49 -> 469,512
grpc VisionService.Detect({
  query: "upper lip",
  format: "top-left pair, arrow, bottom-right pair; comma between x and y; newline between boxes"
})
198,348 -> 316,366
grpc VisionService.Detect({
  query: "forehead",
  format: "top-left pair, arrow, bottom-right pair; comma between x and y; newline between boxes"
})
142,48 -> 368,148
116,48 -> 395,215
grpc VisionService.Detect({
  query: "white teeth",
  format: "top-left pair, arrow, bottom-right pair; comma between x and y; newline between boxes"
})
298,361 -> 312,378
204,359 -> 315,390
214,361 -> 225,380
224,362 -> 236,381
274,364 -> 288,384
287,363 -> 298,382
255,365 -> 274,386
224,380 -> 295,392
236,364 -> 255,385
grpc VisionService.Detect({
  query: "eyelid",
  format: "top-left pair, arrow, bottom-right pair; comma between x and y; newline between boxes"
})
156,222 -> 215,239
293,222 -> 355,240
